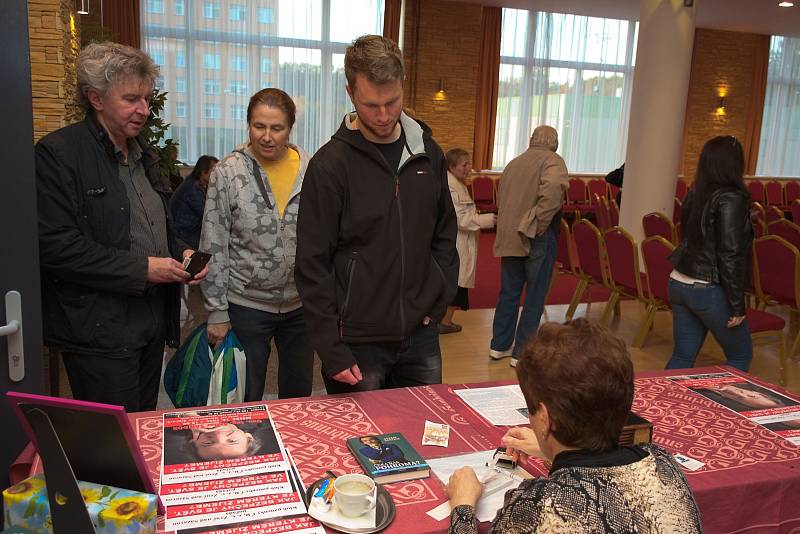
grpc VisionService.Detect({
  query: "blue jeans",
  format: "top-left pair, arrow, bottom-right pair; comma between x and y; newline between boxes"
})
228,304 -> 314,400
665,278 -> 753,371
491,228 -> 557,356
323,323 -> 442,394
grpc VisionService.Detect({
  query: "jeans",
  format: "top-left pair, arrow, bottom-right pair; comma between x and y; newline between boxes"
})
228,304 -> 314,400
665,278 -> 753,371
490,227 -> 557,356
323,323 -> 442,394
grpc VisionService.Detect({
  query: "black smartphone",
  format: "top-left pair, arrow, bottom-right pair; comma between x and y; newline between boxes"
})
184,252 -> 211,279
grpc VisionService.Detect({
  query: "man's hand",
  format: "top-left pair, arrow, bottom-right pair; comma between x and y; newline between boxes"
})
727,315 -> 746,328
446,466 -> 483,508
501,426 -> 543,463
207,322 -> 231,347
332,364 -> 363,385
147,256 -> 191,284
182,249 -> 209,285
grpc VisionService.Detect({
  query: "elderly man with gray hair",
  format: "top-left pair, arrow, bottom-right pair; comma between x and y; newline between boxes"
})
489,125 -> 568,368
35,42 -> 207,411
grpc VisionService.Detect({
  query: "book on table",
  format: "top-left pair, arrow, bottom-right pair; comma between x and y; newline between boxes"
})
346,432 -> 430,484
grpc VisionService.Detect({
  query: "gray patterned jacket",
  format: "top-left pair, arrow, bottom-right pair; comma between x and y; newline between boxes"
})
200,143 -> 309,323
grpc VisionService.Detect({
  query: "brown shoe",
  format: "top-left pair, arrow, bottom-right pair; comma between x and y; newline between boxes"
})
438,323 -> 462,334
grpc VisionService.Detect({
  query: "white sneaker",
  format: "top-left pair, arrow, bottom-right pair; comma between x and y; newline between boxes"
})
489,348 -> 513,360
509,357 -> 518,368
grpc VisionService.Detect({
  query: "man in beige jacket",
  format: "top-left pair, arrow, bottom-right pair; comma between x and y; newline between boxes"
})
490,126 -> 568,367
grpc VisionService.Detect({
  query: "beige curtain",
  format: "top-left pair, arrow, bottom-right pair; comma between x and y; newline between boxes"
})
472,7 -> 502,171
744,34 -> 771,175
383,0 -> 402,45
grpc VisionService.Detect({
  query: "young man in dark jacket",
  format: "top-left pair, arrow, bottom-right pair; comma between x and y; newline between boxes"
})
296,35 -> 458,393
36,42 -> 207,411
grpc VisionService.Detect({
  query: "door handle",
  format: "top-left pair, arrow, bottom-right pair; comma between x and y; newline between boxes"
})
1,291 -> 24,382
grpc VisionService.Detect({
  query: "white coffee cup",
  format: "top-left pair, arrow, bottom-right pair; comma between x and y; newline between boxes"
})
333,474 -> 377,518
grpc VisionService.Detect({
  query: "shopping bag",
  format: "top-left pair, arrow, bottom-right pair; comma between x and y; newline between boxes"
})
163,324 -> 213,408
207,330 -> 246,405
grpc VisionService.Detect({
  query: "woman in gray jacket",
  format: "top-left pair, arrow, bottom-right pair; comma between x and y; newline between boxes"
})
200,88 -> 312,400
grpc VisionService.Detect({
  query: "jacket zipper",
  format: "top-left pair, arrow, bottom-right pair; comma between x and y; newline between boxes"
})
339,252 -> 359,337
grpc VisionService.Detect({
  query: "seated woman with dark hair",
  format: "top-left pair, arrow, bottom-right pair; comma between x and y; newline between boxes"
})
446,319 -> 702,534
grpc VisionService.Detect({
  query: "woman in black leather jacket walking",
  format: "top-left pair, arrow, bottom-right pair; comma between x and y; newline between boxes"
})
666,136 -> 753,371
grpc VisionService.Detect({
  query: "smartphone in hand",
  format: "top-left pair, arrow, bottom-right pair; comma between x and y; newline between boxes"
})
183,252 -> 211,279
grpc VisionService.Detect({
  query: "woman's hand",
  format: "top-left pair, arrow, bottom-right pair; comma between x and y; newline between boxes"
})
446,466 -> 483,508
207,322 -> 231,347
727,315 -> 746,328
501,426 -> 543,463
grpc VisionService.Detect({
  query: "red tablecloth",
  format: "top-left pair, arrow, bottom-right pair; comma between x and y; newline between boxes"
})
123,366 -> 800,533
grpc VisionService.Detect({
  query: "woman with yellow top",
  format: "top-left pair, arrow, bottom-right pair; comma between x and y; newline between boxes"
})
200,88 -> 313,400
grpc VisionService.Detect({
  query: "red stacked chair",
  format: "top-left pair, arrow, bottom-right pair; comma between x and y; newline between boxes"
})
595,195 -> 613,232
768,219 -> 800,250
609,199 -> 620,226
752,202 -> 767,238
567,220 -> 611,321
636,236 -> 675,347
766,205 -> 785,223
748,181 -> 766,205
603,227 -> 650,328
792,199 -> 800,224
675,179 -> 689,202
470,176 -> 497,213
642,212 -> 677,244
786,182 -> 800,207
587,179 -> 609,206
564,178 -> 591,219
766,180 -> 785,209
673,197 -> 682,225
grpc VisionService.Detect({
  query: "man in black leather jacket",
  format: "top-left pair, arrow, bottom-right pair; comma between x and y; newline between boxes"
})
36,42 -> 207,411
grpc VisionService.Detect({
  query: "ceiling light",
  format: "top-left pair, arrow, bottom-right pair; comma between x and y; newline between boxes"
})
778,1 -> 794,7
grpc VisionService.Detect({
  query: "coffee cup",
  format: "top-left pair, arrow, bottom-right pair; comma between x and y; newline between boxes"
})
333,474 -> 377,518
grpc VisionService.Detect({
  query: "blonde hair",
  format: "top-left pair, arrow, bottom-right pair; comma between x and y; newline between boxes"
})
344,35 -> 404,89
529,125 -> 559,151
76,41 -> 159,110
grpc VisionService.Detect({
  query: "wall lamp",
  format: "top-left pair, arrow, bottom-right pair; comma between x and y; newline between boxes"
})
715,96 -> 727,116
433,79 -> 448,102
77,0 -> 89,15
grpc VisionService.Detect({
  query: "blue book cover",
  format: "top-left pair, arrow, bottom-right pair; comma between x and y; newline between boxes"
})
346,432 -> 430,484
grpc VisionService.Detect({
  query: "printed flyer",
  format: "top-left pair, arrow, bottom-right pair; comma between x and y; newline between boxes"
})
670,372 -> 800,445
161,405 -> 289,485
165,492 -> 308,531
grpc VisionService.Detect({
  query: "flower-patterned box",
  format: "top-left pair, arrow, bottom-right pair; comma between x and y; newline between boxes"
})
3,474 -> 157,534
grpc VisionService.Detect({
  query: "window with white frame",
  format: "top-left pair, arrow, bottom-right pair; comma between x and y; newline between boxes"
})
230,4 -> 247,21
175,0 -> 184,16
756,35 -> 800,177
493,9 -> 638,172
203,78 -> 221,95
176,102 -> 186,118
146,0 -> 164,14
142,0 -> 385,161
230,104 -> 247,120
175,77 -> 186,93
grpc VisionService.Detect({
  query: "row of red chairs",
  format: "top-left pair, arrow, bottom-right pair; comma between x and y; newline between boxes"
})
747,180 -> 800,209
469,176 -> 498,213
554,217 -> 789,382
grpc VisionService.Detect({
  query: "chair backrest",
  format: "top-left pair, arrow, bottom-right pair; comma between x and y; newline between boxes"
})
556,218 -> 577,273
587,179 -> 608,205
766,205 -> 785,223
765,180 -> 784,206
675,179 -> 688,201
673,197 -> 682,224
641,236 -> 675,305
751,201 -> 767,236
604,227 -> 645,299
567,178 -> 587,205
470,176 -> 494,202
609,199 -> 620,226
792,199 -> 800,225
748,181 -> 766,204
753,235 -> 800,309
642,212 -> 676,244
786,182 -> 800,204
572,219 -> 608,285
768,219 -> 800,250
595,195 -> 612,231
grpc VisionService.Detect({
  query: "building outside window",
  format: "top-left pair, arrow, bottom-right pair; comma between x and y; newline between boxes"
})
203,53 -> 221,70
175,77 -> 186,93
204,78 -> 221,95
175,0 -> 184,16
230,4 -> 247,21
203,2 -> 221,19
151,50 -> 165,66
146,0 -> 164,14
176,102 -> 186,118
143,0 -> 385,161
493,9 -> 638,172
257,7 -> 275,24
230,105 -> 247,121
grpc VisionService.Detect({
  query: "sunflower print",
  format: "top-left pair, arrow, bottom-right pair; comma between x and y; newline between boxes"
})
99,494 -> 153,527
5,477 -> 46,500
81,487 -> 104,505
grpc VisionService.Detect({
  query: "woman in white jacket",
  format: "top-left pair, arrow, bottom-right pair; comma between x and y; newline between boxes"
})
439,149 -> 495,334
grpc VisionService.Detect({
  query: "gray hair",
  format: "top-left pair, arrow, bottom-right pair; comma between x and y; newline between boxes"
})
76,41 -> 159,110
345,35 -> 404,89
529,125 -> 559,151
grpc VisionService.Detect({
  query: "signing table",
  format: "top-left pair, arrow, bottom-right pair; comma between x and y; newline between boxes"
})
126,366 -> 800,534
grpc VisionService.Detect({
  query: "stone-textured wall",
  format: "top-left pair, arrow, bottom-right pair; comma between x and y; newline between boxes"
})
681,28 -> 765,177
29,0 -> 82,142
402,0 -> 483,156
